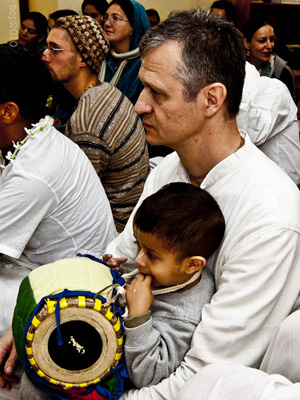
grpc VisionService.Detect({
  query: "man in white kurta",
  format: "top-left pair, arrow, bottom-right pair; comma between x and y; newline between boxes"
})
0,118 -> 117,336
104,10 -> 300,400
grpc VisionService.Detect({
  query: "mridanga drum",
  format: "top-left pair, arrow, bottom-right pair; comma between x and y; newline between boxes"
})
12,256 -> 127,399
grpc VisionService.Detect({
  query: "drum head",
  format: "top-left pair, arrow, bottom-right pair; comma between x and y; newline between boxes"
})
25,296 -> 123,389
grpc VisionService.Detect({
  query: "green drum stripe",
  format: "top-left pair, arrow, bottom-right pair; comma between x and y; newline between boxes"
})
12,276 -> 37,367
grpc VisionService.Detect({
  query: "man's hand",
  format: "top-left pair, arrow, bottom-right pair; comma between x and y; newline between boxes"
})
103,254 -> 128,271
126,273 -> 154,318
0,327 -> 19,390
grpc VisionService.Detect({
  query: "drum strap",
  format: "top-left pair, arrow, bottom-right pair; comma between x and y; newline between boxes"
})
121,268 -> 202,296
94,269 -> 202,319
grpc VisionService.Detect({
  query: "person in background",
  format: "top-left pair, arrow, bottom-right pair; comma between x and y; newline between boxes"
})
48,9 -> 78,32
210,0 -> 238,26
100,0 -> 150,105
8,11 -> 47,55
242,17 -> 296,101
82,0 -> 109,25
47,9 -> 79,131
42,15 -> 149,232
146,8 -> 160,27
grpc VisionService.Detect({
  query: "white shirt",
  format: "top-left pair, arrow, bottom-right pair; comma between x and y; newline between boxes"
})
237,62 -> 300,185
0,125 -> 116,266
106,133 -> 300,400
0,124 -> 116,335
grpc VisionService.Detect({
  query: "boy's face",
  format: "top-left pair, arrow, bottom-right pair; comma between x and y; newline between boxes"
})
134,229 -> 189,287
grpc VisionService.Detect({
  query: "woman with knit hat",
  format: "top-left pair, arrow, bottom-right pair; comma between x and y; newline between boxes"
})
100,0 -> 150,104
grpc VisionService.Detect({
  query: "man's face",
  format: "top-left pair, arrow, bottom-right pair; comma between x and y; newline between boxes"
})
42,28 -> 81,83
134,42 -> 204,151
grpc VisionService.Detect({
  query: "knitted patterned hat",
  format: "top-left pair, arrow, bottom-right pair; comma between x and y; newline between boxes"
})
56,15 -> 110,74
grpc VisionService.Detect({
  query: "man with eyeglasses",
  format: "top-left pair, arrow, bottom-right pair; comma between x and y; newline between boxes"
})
42,15 -> 149,234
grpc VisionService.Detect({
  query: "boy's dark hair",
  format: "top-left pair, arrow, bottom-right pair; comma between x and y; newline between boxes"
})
0,44 -> 52,121
133,183 -> 225,262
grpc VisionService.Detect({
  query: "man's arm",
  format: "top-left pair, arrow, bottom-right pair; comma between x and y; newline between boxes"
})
237,62 -> 298,145
0,173 -> 56,259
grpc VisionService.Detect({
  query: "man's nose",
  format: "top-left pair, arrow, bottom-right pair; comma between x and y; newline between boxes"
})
41,48 -> 50,63
134,89 -> 153,115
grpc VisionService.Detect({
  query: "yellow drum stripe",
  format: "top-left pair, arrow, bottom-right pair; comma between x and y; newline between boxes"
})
26,332 -> 34,341
78,296 -> 86,308
49,379 -> 58,385
59,297 -> 68,309
115,352 -> 122,361
64,383 -> 73,390
80,383 -> 88,388
93,378 -> 100,384
37,370 -> 45,378
105,306 -> 113,320
29,357 -> 36,366
117,337 -> 123,346
45,298 -> 56,314
94,298 -> 102,311
25,346 -> 32,355
114,319 -> 121,332
32,316 -> 41,328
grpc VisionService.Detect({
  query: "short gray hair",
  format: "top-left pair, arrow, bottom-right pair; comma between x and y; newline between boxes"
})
140,9 -> 246,117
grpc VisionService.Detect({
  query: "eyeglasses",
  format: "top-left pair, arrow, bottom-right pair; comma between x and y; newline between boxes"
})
45,46 -> 76,56
103,15 -> 129,24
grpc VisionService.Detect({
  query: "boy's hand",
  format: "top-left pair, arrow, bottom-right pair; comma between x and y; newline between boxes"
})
126,273 -> 154,318
102,254 -> 128,271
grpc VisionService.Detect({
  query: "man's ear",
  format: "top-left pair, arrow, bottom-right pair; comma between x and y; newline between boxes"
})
202,83 -> 227,118
183,256 -> 206,275
0,102 -> 20,125
79,56 -> 88,68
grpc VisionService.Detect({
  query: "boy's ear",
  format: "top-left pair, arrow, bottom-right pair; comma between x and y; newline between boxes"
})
184,256 -> 206,275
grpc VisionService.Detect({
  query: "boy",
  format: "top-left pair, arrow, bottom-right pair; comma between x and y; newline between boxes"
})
123,182 -> 225,388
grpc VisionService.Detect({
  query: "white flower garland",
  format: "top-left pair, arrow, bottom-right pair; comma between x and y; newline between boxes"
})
0,116 -> 54,170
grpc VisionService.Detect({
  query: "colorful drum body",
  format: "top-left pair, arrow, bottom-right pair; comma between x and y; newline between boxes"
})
12,256 -> 127,399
